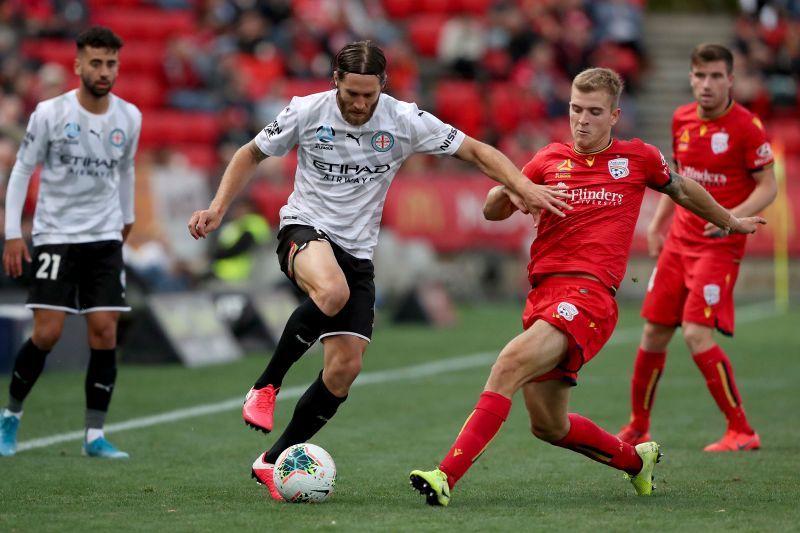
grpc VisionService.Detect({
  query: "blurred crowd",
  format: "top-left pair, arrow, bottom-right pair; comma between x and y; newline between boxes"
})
0,0 -> 798,294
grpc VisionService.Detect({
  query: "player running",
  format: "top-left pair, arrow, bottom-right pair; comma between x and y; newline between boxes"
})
1,27 -> 141,459
409,67 -> 765,506
616,44 -> 775,452
188,40 -> 570,501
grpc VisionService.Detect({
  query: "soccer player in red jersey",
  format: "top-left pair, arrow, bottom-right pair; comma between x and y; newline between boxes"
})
409,67 -> 766,506
616,44 -> 776,453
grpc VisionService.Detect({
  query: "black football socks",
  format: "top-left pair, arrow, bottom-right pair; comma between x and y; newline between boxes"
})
7,338 -> 50,412
254,298 -> 328,389
265,371 -> 346,464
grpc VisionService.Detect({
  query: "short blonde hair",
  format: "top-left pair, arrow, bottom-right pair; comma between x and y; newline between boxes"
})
572,68 -> 624,109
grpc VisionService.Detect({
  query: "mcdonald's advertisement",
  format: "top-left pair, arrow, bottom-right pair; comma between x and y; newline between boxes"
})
251,167 -> 799,256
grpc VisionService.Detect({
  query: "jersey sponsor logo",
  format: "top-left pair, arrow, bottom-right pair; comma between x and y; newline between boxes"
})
703,284 -> 721,305
312,158 -> 391,184
316,124 -> 336,143
711,132 -> 729,154
556,302 -> 579,321
680,165 -> 727,186
555,159 -> 573,179
438,127 -> 457,151
64,122 -> 80,139
678,129 -> 690,152
756,141 -> 772,159
607,157 -> 629,179
264,119 -> 282,138
566,186 -> 624,205
346,132 -> 364,145
109,128 -> 126,147
21,131 -> 35,148
371,130 -> 395,152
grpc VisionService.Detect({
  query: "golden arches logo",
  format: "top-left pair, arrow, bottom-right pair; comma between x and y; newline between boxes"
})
395,189 -> 445,232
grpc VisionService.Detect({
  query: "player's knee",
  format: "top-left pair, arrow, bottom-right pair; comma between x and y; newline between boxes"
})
314,282 -> 350,317
325,351 -> 362,391
641,322 -> 673,351
88,323 -> 117,349
681,324 -> 713,354
32,322 -> 64,350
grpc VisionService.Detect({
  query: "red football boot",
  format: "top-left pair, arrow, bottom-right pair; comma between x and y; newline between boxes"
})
704,430 -> 761,452
251,451 -> 283,501
242,385 -> 278,433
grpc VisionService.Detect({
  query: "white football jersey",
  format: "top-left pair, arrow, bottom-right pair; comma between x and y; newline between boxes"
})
254,90 -> 465,259
7,89 -> 141,246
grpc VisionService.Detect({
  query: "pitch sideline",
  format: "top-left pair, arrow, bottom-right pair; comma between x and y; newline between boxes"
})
15,300 -> 778,452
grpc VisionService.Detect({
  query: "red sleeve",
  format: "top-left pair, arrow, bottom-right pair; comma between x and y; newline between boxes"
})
521,148 -> 547,184
744,115 -> 774,170
671,112 -> 679,164
644,143 -> 672,189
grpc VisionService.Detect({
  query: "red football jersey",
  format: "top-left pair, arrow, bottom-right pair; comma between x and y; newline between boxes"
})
522,139 -> 671,291
670,101 -> 773,258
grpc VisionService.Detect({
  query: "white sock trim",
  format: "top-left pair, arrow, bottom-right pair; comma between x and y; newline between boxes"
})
86,428 -> 104,443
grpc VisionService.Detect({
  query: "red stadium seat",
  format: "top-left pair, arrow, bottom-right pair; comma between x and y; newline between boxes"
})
434,80 -> 484,138
420,0 -> 456,14
172,144 -> 219,172
382,0 -> 417,18
91,9 -> 195,42
112,75 -> 166,109
768,119 -> 800,155
407,14 -> 448,57
280,79 -> 333,99
139,111 -> 219,148
234,54 -> 286,100
457,0 -> 493,14
22,39 -> 75,69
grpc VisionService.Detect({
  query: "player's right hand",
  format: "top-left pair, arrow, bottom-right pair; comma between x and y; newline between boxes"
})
188,208 -> 223,240
2,238 -> 31,278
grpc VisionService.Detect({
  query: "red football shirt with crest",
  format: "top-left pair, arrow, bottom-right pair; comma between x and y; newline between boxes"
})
670,101 -> 773,258
522,139 -> 671,292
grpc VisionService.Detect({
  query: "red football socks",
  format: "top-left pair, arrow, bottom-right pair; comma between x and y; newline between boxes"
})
692,345 -> 754,434
439,391 -> 511,489
628,348 -> 666,432
554,413 -> 643,474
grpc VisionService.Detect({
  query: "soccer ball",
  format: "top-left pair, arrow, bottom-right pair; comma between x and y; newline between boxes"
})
272,443 -> 336,503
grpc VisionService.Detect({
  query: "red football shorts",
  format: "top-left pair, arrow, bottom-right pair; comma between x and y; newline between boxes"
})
522,276 -> 618,385
641,247 -> 740,335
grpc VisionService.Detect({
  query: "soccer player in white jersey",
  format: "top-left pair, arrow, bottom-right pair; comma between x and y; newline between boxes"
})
188,40 -> 570,500
0,27 -> 141,459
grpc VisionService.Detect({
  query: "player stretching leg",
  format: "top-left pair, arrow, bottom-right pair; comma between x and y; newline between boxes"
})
409,68 -> 765,506
617,44 -> 775,452
188,40 -> 570,500
1,27 -> 140,459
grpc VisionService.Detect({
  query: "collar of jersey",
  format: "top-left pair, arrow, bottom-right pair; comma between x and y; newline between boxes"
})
571,137 -> 614,156
695,98 -> 734,122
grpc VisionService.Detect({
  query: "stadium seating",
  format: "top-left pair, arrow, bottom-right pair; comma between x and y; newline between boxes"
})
139,111 -> 219,148
90,8 -> 194,42
434,80 -> 484,138
407,14 -> 449,57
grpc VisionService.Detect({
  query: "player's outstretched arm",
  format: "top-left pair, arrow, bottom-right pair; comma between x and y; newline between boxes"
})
453,137 -> 571,217
483,185 -> 529,221
701,166 -> 777,237
188,141 -> 268,240
660,170 -> 766,235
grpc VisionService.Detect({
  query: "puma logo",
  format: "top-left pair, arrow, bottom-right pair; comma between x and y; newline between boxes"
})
93,383 -> 113,392
90,129 -> 102,140
295,335 -> 314,347
453,448 -> 462,457
346,133 -> 364,145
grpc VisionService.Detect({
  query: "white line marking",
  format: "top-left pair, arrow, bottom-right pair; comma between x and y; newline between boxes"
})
15,301 -> 778,452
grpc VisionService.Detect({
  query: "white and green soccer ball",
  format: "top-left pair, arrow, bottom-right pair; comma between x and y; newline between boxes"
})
273,443 -> 336,503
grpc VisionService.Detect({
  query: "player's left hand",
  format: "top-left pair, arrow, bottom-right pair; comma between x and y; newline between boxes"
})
518,181 -> 572,218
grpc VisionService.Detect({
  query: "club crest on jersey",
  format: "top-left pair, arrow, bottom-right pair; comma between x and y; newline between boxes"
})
64,122 -> 80,139
607,158 -> 629,179
371,131 -> 394,152
109,128 -> 126,147
711,132 -> 729,154
703,284 -> 720,306
316,125 -> 336,143
556,302 -> 579,321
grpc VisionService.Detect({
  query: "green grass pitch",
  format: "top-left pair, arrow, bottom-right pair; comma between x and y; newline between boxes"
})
1,302 -> 799,531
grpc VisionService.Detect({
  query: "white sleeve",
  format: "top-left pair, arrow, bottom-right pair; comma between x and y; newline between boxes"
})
118,113 -> 141,224
253,97 -> 300,157
4,108 -> 47,239
406,103 -> 465,156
